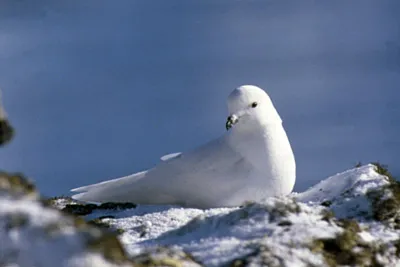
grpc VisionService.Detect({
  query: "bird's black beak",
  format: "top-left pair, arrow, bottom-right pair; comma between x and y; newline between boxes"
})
226,115 -> 239,130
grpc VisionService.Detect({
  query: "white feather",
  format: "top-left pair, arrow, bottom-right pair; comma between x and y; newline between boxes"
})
160,152 -> 182,162
71,85 -> 296,208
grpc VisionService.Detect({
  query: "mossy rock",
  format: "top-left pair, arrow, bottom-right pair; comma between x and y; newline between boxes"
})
320,209 -> 335,222
229,245 -> 281,267
0,173 -> 134,265
98,202 -> 137,210
131,247 -> 201,267
244,198 -> 301,223
311,219 -> 385,267
45,205 -> 133,264
61,201 -> 137,216
276,220 -> 292,227
321,200 -> 332,207
336,219 -> 361,233
367,163 -> 400,228
0,172 -> 37,198
267,200 -> 300,222
132,256 -> 186,267
86,232 -> 128,264
0,118 -> 14,146
42,196 -> 75,208
394,239 -> 400,257
371,162 -> 397,183
88,217 -> 112,229
62,203 -> 98,216
87,216 -> 124,234
0,193 -> 135,266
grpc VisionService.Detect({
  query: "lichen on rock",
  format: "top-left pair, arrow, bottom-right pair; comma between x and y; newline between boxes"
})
0,172 -> 37,199
366,163 -> 400,229
311,219 -> 383,267
131,247 -> 201,267
61,202 -> 137,216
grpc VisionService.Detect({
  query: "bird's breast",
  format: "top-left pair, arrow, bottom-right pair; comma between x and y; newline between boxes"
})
229,124 -> 296,196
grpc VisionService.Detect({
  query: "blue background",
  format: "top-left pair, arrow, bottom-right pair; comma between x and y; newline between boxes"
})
0,0 -> 399,197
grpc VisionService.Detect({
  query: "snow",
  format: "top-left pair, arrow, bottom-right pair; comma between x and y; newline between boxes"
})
295,164 -> 391,219
0,197 -> 129,267
0,174 -> 132,267
103,164 -> 399,266
112,199 -> 335,266
1,164 -> 400,266
295,164 -> 390,204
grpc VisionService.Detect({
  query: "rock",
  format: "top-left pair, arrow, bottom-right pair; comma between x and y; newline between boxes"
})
0,94 -> 14,146
0,172 -> 37,199
0,118 -> 14,145
367,163 -> 400,229
131,247 -> 201,267
63,203 -> 99,216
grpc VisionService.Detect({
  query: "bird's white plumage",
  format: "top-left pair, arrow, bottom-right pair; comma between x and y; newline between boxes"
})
160,152 -> 182,162
71,85 -> 296,208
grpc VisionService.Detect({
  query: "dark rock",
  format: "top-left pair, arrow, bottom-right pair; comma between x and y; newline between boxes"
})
98,202 -> 137,210
0,118 -> 14,146
62,204 -> 98,216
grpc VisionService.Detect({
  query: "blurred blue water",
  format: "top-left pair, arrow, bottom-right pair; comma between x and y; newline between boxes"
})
0,0 -> 399,196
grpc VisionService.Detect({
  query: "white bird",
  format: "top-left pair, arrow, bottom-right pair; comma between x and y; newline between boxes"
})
71,85 -> 296,208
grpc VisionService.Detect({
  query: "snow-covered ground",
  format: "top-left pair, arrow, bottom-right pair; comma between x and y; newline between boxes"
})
0,170 -> 141,267
39,164 -> 400,267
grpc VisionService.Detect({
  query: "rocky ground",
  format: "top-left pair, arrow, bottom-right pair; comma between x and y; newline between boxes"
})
1,163 -> 397,267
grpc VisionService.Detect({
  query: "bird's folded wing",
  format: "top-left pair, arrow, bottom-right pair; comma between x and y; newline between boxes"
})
70,135 -> 248,206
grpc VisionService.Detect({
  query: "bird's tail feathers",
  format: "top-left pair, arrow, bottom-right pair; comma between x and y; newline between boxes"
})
71,170 -> 148,202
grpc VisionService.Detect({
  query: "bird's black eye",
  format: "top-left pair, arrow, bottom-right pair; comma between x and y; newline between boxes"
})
251,102 -> 258,108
